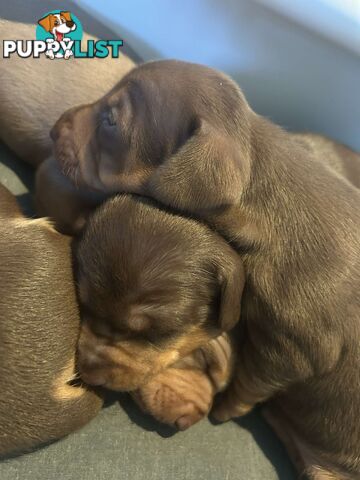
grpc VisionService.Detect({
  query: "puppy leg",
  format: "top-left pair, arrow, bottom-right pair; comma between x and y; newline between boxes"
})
211,339 -> 278,421
211,325 -> 322,422
262,406 -> 350,480
35,157 -> 107,235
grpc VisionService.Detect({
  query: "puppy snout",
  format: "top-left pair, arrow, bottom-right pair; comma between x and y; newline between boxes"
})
78,353 -> 106,386
79,369 -> 106,387
50,115 -> 72,142
51,106 -> 81,142
66,20 -> 75,28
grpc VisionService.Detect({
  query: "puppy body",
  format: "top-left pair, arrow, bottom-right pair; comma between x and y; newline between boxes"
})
52,60 -> 360,478
294,132 -> 360,189
0,184 -> 102,457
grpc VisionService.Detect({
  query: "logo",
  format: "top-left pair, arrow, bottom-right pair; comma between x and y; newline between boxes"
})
2,10 -> 123,60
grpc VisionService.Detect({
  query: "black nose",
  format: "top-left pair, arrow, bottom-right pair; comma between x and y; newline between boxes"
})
66,20 -> 74,28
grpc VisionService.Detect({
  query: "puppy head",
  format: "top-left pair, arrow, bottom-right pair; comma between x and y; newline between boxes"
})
38,12 -> 75,38
52,60 -> 253,214
75,195 -> 244,391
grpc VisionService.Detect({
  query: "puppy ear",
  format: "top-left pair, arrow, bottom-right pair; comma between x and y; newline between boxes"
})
61,11 -> 72,22
216,248 -> 245,331
148,119 -> 247,215
38,15 -> 52,32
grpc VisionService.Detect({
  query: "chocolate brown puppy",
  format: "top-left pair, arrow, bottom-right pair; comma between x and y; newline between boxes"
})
53,60 -> 360,479
75,194 -> 244,392
0,183 -> 102,457
34,164 -> 236,431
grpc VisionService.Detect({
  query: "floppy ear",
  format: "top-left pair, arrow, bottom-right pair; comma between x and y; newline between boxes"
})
148,119 -> 247,215
38,15 -> 52,32
61,11 -> 72,22
216,248 -> 245,331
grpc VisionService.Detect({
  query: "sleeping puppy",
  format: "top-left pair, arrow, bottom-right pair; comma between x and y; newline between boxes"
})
0,183 -> 102,457
34,175 -> 237,430
34,178 -> 238,431
75,194 -> 244,393
53,60 -> 360,479
0,185 -> 234,441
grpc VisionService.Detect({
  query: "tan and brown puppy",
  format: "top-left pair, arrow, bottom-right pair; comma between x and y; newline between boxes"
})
75,194 -> 244,393
53,60 -> 360,479
0,183 -> 102,457
35,167 -> 238,431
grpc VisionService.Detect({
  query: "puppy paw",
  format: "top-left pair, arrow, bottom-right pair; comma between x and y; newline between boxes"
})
64,50 -> 73,60
45,50 -> 55,60
211,395 -> 254,422
132,368 -> 214,430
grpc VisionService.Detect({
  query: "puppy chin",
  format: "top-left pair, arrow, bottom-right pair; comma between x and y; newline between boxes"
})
53,141 -> 79,181
54,146 -> 102,191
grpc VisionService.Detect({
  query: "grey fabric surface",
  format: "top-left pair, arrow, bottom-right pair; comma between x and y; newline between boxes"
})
0,144 -> 296,479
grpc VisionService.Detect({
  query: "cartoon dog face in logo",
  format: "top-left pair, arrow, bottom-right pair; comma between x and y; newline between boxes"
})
38,12 -> 77,59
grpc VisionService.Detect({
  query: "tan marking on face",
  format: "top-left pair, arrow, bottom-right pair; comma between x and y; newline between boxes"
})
52,358 -> 87,401
78,323 -> 213,391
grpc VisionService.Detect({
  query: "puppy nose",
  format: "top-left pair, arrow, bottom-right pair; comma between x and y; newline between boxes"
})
66,20 -> 75,28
